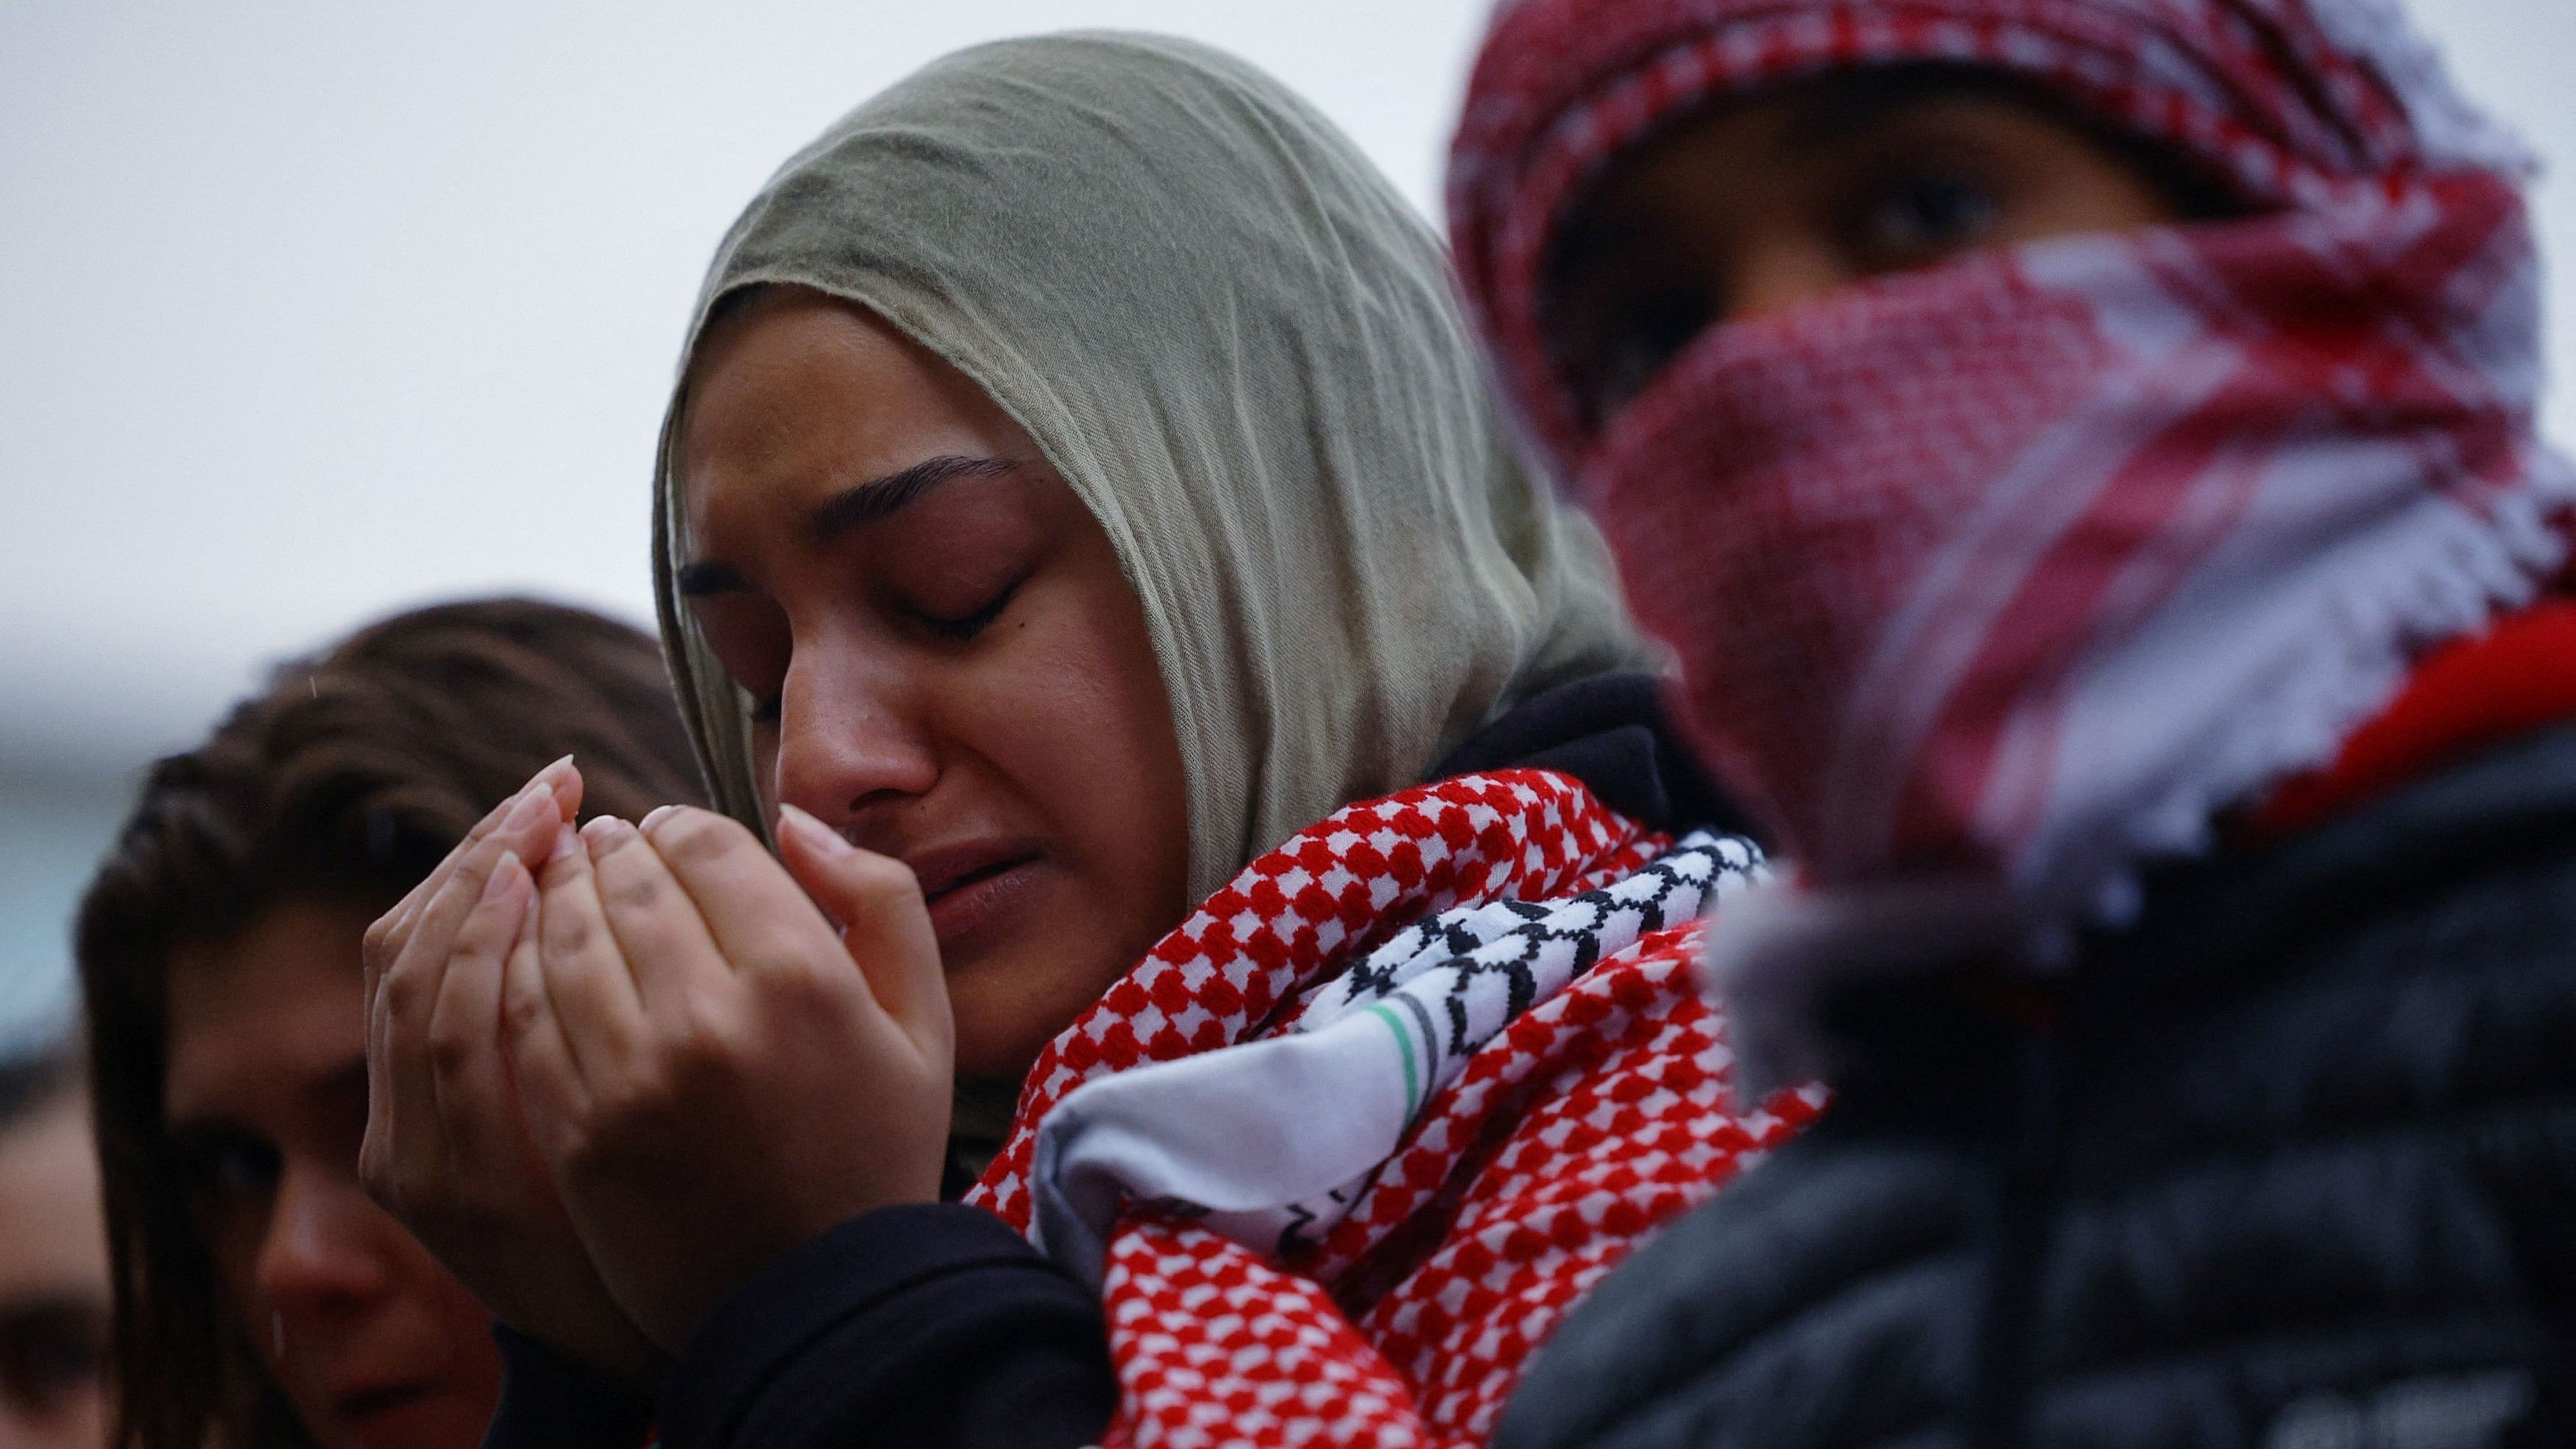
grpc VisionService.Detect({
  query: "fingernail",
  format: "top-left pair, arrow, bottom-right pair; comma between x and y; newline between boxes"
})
535,754 -> 576,784
480,854 -> 525,901
503,781 -> 556,831
778,803 -> 853,855
580,815 -> 626,852
547,821 -> 581,862
640,804 -> 683,833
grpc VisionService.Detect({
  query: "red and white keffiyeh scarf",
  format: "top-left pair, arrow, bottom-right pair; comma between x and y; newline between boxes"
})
1449,0 -> 2576,1094
963,770 -> 1822,1447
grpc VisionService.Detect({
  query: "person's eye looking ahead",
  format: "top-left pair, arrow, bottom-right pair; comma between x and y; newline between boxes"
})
1834,158 -> 2005,274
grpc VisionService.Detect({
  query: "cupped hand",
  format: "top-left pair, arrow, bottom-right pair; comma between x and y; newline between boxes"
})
360,759 -> 665,1381
506,795 -> 954,1353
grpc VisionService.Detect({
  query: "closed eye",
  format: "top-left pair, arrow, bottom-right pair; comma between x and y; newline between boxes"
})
745,578 -> 1025,726
914,577 -> 1023,642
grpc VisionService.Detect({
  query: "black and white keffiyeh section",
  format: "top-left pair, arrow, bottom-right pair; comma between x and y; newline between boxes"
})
1030,832 -> 1764,1287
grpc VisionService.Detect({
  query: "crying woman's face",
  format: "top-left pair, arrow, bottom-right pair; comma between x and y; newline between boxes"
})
676,286 -> 1192,1084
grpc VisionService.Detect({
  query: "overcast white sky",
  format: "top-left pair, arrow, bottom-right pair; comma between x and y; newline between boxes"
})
2,0 -> 2572,781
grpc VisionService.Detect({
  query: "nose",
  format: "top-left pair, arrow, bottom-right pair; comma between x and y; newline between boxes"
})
771,629 -> 940,835
1725,235 -> 1850,324
255,1161 -> 393,1323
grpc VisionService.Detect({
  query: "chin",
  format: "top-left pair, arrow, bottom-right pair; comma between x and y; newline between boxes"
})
950,1022 -> 1064,1086
311,1386 -> 494,1449
946,957 -> 1114,1085
939,873 -> 1171,1085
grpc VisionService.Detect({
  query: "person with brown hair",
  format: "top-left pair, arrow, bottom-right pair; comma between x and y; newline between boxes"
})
74,598 -> 704,1449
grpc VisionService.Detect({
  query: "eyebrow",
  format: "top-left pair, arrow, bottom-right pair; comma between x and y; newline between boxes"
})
163,1055 -> 369,1135
807,454 -> 1022,544
675,454 -> 1025,598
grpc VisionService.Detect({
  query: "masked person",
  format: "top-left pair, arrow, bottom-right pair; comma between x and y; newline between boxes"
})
1446,0 -> 2576,1444
360,32 -> 1823,1449
75,600 -> 706,1449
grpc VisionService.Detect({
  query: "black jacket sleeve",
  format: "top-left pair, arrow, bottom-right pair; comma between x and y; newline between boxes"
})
481,1325 -> 657,1449
657,1202 -> 1114,1449
477,1205 -> 1114,1449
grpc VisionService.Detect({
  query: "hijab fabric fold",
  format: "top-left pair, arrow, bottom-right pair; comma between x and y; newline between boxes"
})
651,32 -> 1643,905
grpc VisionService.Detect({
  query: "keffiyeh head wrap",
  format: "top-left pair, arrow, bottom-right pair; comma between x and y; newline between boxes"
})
1449,0 -> 2572,913
654,32 -> 1644,906
1448,0 -> 2575,1094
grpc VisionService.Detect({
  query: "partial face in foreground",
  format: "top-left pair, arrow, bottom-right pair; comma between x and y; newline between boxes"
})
0,1084 -> 110,1449
677,287 -> 1193,1083
1549,68 -> 2205,429
165,902 -> 503,1449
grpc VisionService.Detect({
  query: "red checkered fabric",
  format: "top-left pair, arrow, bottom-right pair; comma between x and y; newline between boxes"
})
964,770 -> 1822,1446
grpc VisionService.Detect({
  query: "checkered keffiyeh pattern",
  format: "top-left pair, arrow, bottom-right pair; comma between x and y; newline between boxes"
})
963,770 -> 1824,1446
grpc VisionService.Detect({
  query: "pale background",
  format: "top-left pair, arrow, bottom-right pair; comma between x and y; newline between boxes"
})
4,0 -> 2572,1044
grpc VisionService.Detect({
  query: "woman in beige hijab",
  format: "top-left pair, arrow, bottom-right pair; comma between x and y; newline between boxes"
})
358,32 -> 1811,1449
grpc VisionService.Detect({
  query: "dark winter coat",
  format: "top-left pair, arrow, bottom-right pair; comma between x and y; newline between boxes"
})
1496,720 -> 2576,1449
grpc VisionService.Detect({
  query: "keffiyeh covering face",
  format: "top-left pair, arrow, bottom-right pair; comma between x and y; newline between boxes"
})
654,32 -> 1644,905
1449,0 -> 2575,1021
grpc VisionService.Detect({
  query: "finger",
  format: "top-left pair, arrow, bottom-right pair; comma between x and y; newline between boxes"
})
372,757 -> 579,964
548,760 -> 587,826
386,779 -> 568,1007
366,787 -> 517,973
366,781 -> 567,1173
368,777 -> 573,1059
531,815 -> 651,1078
367,856 -> 498,1202
635,807 -> 858,989
367,854 -> 526,1211
501,885 -> 592,1152
776,804 -> 952,1054
424,853 -> 535,1177
578,815 -> 732,1021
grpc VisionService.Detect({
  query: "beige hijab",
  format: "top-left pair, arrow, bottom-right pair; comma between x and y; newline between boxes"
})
652,31 -> 1644,906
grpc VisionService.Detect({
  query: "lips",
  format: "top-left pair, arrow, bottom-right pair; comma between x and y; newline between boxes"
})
902,838 -> 1044,949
